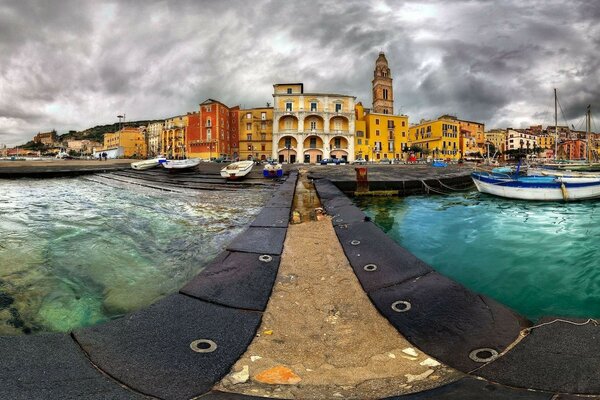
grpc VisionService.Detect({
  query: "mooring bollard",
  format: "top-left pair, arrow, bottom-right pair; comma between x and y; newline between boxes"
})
355,167 -> 368,193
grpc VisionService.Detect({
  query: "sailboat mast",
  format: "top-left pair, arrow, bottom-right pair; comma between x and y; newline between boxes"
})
587,105 -> 591,163
554,88 -> 558,160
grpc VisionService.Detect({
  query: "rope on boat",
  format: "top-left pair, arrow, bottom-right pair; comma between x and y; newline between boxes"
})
420,180 -> 452,196
436,179 -> 473,192
525,318 -> 599,333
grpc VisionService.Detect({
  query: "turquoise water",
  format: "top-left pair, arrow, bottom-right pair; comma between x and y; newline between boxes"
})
355,192 -> 600,321
0,177 -> 271,335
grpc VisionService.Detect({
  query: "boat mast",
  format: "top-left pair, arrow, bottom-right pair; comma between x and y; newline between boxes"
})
554,88 -> 558,160
587,105 -> 591,163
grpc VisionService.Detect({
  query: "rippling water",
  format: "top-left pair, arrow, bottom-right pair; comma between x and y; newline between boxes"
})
0,177 -> 271,335
355,192 -> 600,320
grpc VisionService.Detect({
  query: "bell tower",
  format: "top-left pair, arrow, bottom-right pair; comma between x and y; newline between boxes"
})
372,52 -> 393,114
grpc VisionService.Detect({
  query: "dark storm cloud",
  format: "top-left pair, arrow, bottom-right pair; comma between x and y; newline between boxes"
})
1,0 -> 599,146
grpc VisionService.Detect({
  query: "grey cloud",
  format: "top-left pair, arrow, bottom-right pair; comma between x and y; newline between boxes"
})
1,0 -> 599,146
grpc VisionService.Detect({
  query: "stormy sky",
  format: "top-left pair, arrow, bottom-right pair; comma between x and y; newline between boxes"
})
1,0 -> 599,146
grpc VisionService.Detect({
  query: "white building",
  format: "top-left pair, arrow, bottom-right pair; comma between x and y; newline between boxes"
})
506,129 -> 537,151
147,121 -> 164,156
271,83 -> 356,164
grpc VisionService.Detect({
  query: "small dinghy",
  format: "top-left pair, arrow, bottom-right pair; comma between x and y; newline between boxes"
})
162,158 -> 201,170
131,156 -> 167,170
220,160 -> 254,180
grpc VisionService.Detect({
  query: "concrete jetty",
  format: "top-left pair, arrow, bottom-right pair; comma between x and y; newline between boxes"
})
1,162 -> 597,399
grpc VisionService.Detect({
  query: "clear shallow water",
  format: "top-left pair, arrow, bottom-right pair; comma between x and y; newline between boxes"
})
0,177 -> 271,335
355,192 -> 600,321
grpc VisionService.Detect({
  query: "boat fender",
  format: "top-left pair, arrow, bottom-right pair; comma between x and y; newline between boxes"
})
560,182 -> 568,201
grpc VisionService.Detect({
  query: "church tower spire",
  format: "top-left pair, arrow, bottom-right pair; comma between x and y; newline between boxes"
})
372,52 -> 393,114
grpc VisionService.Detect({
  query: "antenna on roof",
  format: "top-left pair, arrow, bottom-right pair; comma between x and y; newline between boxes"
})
266,102 -> 271,107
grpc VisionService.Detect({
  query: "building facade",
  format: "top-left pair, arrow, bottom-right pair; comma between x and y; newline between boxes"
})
162,115 -> 187,159
33,130 -> 57,146
239,107 -> 273,161
409,117 -> 461,160
102,127 -> 147,158
67,140 -> 102,155
355,103 -> 409,161
272,83 -> 356,164
147,122 -> 164,156
485,129 -> 506,156
187,99 -> 239,160
506,129 -> 537,152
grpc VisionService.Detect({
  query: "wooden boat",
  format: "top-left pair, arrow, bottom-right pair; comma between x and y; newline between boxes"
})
471,171 -> 600,201
220,160 -> 254,180
162,158 -> 201,170
263,162 -> 283,178
131,156 -> 167,170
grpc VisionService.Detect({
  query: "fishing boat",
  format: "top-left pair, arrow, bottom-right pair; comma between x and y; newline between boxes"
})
263,162 -> 283,178
131,156 -> 167,170
162,158 -> 201,170
220,160 -> 254,180
471,171 -> 600,201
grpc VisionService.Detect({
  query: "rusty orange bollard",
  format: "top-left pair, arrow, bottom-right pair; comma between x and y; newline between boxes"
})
355,167 -> 368,192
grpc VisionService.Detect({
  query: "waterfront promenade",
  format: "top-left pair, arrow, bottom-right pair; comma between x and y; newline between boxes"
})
1,162 -> 597,399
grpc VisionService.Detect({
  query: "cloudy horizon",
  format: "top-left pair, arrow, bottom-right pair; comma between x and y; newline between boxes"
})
1,0 -> 599,146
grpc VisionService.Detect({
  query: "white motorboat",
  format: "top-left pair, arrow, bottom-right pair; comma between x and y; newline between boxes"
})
162,158 -> 201,170
131,156 -> 167,170
220,160 -> 254,180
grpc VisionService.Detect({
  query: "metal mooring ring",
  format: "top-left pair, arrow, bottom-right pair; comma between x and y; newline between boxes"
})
468,348 -> 498,363
391,300 -> 412,313
259,255 -> 273,262
190,339 -> 217,353
363,264 -> 378,272
350,240 -> 361,246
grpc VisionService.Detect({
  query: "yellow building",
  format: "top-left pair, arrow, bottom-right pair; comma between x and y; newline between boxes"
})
536,132 -> 554,151
355,103 -> 409,161
409,116 -> 461,160
272,83 -> 356,163
239,107 -> 273,161
161,115 -> 188,159
102,127 -> 147,158
485,129 -> 506,156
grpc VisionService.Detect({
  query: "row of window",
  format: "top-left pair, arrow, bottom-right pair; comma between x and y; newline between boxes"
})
245,112 -> 268,120
285,102 -> 344,112
245,134 -> 268,141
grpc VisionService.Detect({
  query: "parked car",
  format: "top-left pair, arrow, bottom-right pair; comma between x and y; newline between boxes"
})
379,158 -> 392,164
319,158 -> 341,165
214,157 -> 233,163
352,158 -> 367,165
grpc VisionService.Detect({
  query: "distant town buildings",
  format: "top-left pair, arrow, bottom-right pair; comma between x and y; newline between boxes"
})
67,139 -> 102,155
33,130 -> 58,146
13,52 -> 599,164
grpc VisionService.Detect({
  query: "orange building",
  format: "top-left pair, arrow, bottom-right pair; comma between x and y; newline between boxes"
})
188,99 -> 240,160
559,139 -> 586,160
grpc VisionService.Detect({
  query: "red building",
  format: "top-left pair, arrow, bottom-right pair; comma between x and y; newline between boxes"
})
188,99 -> 240,160
559,139 -> 586,160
